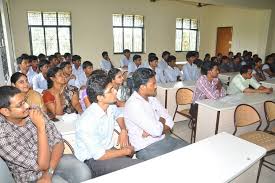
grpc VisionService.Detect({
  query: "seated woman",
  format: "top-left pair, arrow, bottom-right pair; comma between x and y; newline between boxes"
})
252,58 -> 266,82
11,72 -> 46,112
42,67 -> 83,119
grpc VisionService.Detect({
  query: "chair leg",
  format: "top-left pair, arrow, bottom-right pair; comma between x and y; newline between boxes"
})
193,119 -> 197,143
190,119 -> 194,143
173,106 -> 178,120
256,158 -> 264,183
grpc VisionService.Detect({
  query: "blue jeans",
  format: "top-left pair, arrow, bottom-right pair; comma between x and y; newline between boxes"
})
52,154 -> 92,183
136,135 -> 189,161
0,157 -> 15,183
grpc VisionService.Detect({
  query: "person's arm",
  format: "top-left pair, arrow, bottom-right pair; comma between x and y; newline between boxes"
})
71,91 -> 83,114
84,96 -> 91,108
263,68 -> 275,77
116,117 -> 129,147
98,147 -> 134,160
44,93 -> 64,117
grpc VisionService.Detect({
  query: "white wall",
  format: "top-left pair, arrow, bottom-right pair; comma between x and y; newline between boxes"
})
8,0 -> 271,68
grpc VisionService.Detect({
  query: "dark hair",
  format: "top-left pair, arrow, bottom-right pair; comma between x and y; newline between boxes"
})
54,52 -> 61,56
265,55 -> 273,64
186,51 -> 196,60
29,55 -> 38,62
82,61 -> 93,69
228,51 -> 233,55
10,72 -> 27,85
38,59 -> 50,71
240,65 -> 252,75
59,61 -> 71,69
162,51 -> 170,58
167,55 -> 176,63
132,68 -> 156,91
255,58 -> 262,63
72,55 -> 81,62
16,54 -> 29,65
86,71 -> 111,103
108,68 -> 121,80
148,55 -> 158,63
0,86 -> 21,108
201,61 -> 219,75
38,53 -> 46,60
148,53 -> 156,60
133,55 -> 141,62
102,51 -> 108,57
123,49 -> 130,54
49,55 -> 57,61
46,67 -> 62,89
222,56 -> 228,60
64,53 -> 71,58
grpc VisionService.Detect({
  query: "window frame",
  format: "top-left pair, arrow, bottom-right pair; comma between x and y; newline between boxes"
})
175,18 -> 199,52
112,14 -> 145,54
27,11 -> 73,56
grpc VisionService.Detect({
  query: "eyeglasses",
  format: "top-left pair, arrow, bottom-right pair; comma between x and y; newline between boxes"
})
9,96 -> 28,109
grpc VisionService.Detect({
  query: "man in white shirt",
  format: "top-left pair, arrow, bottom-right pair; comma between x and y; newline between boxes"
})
124,68 -> 189,160
127,54 -> 142,77
78,61 -> 93,89
75,71 -> 141,177
120,49 -> 132,69
100,51 -> 114,72
72,55 -> 85,85
183,51 -> 201,81
158,51 -> 170,71
147,55 -> 166,83
164,55 -> 183,82
32,59 -> 49,94
16,54 -> 37,87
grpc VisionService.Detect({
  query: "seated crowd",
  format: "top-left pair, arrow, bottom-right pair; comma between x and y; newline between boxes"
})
0,49 -> 275,183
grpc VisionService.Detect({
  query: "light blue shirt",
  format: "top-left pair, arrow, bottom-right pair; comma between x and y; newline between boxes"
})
32,73 -> 47,94
182,62 -> 201,81
128,62 -> 140,76
75,103 -> 123,161
120,56 -> 132,67
100,59 -> 112,72
164,66 -> 183,82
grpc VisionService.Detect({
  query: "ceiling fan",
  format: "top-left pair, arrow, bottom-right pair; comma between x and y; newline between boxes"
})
150,0 -> 212,8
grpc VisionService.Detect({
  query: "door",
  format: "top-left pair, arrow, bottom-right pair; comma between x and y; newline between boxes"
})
216,27 -> 233,56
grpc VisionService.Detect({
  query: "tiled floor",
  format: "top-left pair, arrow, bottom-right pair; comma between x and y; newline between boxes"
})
172,120 -> 275,183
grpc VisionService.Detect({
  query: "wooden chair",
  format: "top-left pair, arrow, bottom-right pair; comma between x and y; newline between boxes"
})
264,101 -> 275,134
233,104 -> 275,183
63,139 -> 75,155
172,88 -> 195,143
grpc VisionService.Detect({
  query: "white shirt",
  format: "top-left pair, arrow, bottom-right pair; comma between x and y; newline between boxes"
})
120,56 -> 132,67
182,62 -> 201,81
128,62 -> 140,75
72,65 -> 85,88
164,66 -> 183,82
157,59 -> 168,71
77,72 -> 88,88
32,73 -> 47,94
262,64 -> 273,80
20,68 -> 38,88
100,59 -> 112,72
124,92 -> 174,151
75,103 -> 123,161
148,66 -> 166,83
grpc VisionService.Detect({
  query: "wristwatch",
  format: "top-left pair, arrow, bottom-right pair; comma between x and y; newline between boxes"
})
48,167 -> 55,176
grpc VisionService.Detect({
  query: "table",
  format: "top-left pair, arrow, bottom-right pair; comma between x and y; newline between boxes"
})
196,93 -> 275,141
83,132 -> 266,183
218,72 -> 239,85
260,79 -> 275,90
156,81 -> 195,121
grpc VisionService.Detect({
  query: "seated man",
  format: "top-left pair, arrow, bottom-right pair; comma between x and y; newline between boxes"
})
183,51 -> 201,81
32,59 -> 50,94
75,72 -> 142,178
127,54 -> 142,77
227,65 -> 273,95
124,68 -> 189,161
120,49 -> 132,69
164,55 -> 183,82
100,51 -> 114,72
147,55 -> 166,83
0,86 -> 91,183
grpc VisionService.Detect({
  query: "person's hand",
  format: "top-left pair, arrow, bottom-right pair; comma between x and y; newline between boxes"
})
118,129 -> 129,148
216,80 -> 222,91
29,108 -> 46,130
122,145 -> 135,157
142,130 -> 150,138
266,88 -> 273,94
159,117 -> 166,125
37,172 -> 52,183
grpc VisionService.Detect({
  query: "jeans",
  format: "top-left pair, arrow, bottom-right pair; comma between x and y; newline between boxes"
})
52,154 -> 92,183
136,135 -> 189,161
0,157 -> 15,183
84,157 -> 142,178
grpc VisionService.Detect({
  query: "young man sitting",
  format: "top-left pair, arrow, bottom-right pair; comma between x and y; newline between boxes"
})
164,55 -> 183,82
124,68 -> 189,161
0,86 -> 91,183
127,54 -> 142,77
147,55 -> 166,83
227,65 -> 273,95
183,51 -> 201,81
75,71 -> 142,178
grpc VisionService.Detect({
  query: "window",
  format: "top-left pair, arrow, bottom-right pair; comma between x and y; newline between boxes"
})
27,11 -> 72,56
112,14 -> 144,53
175,18 -> 199,52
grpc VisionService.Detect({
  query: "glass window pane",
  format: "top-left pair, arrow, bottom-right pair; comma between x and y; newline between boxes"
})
134,15 -> 143,27
123,15 -> 133,26
182,30 -> 190,51
45,27 -> 58,55
58,27 -> 71,54
191,19 -> 198,29
30,27 -> 45,55
113,28 -> 123,53
133,28 -> 142,52
124,28 -> 133,51
43,12 -> 57,25
113,14 -> 122,26
183,18 -> 190,29
190,30 -> 197,51
28,11 -> 42,25
58,12 -> 71,25
175,30 -> 182,51
176,18 -> 182,28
